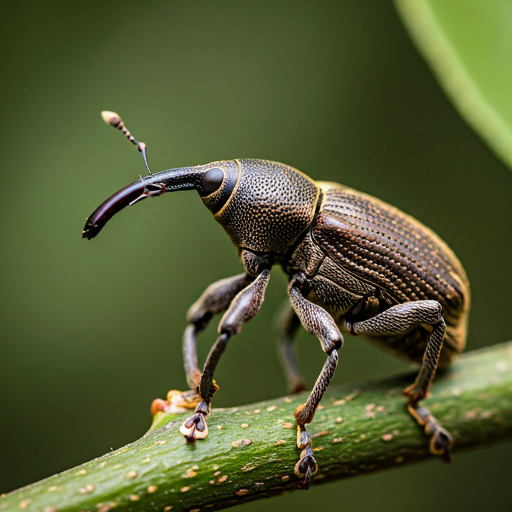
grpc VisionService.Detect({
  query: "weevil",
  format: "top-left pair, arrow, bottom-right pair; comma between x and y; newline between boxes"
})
83,112 -> 470,489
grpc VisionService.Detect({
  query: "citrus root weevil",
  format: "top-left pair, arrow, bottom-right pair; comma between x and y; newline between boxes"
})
83,112 -> 470,489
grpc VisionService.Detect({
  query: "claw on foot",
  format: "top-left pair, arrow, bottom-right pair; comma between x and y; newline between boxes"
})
299,465 -> 313,490
294,446 -> 318,490
429,425 -> 453,462
408,403 -> 453,462
180,401 -> 210,442
180,411 -> 209,441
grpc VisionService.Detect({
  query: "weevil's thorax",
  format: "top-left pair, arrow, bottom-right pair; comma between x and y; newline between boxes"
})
207,159 -> 320,255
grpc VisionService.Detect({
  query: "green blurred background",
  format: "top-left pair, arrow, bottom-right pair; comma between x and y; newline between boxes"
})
1,1 -> 511,510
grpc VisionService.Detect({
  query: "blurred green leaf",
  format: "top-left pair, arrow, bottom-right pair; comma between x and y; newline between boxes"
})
396,0 -> 512,171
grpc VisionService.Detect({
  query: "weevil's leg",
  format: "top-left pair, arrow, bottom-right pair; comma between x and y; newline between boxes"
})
183,273 -> 253,390
180,270 -> 271,443
277,302 -> 306,394
182,325 -> 202,391
288,275 -> 343,489
346,300 -> 452,460
407,403 -> 453,462
151,273 -> 253,416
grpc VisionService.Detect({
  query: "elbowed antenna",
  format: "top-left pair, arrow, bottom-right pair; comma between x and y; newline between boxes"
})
101,111 -> 152,175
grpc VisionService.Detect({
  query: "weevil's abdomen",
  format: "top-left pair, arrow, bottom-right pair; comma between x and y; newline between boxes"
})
312,182 -> 470,357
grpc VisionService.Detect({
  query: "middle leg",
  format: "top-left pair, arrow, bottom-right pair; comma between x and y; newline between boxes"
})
288,275 -> 344,489
276,302 -> 306,394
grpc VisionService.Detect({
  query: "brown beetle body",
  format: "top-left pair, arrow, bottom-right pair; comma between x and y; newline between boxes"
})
84,117 -> 470,489
285,180 -> 469,365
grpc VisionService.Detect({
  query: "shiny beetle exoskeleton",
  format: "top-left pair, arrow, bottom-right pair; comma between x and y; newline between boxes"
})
83,113 -> 470,489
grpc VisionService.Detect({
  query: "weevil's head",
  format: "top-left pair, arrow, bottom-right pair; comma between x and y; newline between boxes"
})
83,158 -> 319,256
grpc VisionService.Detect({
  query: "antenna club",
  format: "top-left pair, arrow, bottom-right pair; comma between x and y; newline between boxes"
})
101,110 -> 122,127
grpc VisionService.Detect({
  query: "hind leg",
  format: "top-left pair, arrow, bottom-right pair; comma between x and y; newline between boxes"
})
345,300 -> 453,461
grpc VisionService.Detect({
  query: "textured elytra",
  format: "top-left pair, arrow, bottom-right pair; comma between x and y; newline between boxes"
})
214,159 -> 319,254
311,182 -> 469,354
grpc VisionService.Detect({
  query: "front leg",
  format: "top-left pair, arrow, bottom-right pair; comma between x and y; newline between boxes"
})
346,300 -> 452,460
151,273 -> 252,416
288,275 -> 343,489
183,273 -> 253,390
180,269 -> 271,442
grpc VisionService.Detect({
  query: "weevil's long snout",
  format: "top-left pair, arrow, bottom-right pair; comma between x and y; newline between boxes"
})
82,166 -> 203,240
82,179 -> 164,240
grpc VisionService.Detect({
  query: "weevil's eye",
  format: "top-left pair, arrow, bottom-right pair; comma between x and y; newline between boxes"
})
199,163 -> 237,214
201,168 -> 224,196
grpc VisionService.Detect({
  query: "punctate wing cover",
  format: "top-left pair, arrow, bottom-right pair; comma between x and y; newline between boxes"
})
312,182 -> 469,329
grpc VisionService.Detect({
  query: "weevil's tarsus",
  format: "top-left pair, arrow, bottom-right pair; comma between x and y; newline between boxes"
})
150,398 -> 168,416
408,403 -> 453,462
296,450 -> 317,490
180,414 -> 209,442
180,400 -> 210,442
295,426 -> 318,490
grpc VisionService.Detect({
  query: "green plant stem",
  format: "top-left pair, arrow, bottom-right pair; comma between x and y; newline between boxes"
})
2,342 -> 512,512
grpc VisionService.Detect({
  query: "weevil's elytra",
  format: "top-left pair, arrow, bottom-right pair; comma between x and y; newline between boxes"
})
84,112 -> 470,490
